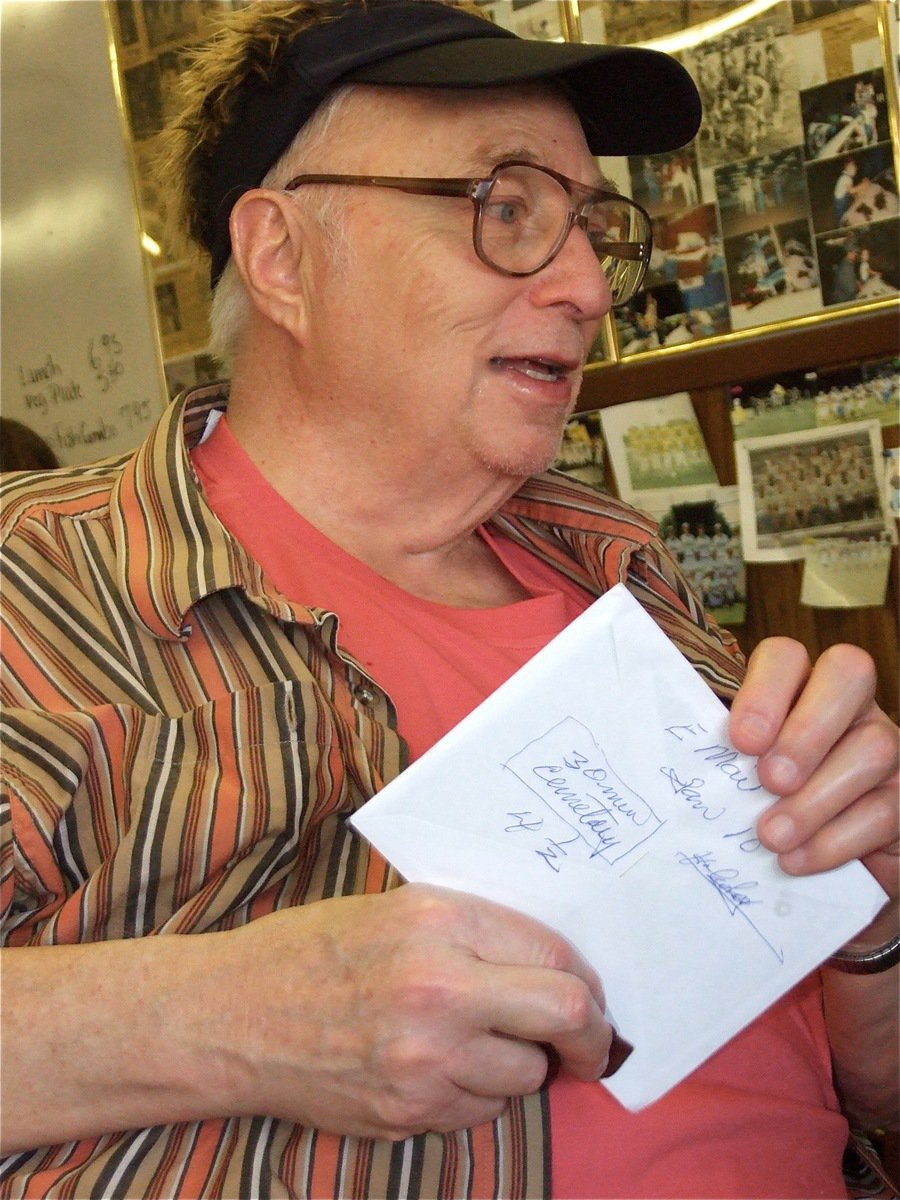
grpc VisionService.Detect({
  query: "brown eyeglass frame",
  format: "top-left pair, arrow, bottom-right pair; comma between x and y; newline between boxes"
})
283,159 -> 653,305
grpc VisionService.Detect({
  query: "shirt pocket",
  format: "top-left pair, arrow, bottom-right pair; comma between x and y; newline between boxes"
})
2,679 -> 367,943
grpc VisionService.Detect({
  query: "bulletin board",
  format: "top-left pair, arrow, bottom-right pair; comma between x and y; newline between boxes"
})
1,0 -> 167,466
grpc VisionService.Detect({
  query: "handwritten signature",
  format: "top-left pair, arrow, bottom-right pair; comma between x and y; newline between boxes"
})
676,850 -> 783,963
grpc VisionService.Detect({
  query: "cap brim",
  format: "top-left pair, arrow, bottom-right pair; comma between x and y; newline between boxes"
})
347,38 -> 701,155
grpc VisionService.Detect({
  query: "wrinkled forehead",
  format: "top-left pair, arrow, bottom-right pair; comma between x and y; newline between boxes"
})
315,80 -> 601,179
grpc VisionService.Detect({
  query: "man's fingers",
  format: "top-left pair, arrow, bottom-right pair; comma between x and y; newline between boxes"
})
405,885 -> 602,988
727,640 -> 898,895
466,961 -> 612,1081
377,1084 -> 509,1139
729,637 -> 811,757
458,888 -> 605,1006
385,886 -> 613,1081
756,716 -> 900,853
447,1033 -> 551,1099
762,781 -> 900,878
731,641 -> 879,793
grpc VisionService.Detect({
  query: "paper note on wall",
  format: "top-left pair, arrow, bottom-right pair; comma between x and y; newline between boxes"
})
801,539 -> 892,608
351,585 -> 886,1111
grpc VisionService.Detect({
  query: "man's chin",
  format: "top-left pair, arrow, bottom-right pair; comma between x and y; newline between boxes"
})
481,441 -> 562,481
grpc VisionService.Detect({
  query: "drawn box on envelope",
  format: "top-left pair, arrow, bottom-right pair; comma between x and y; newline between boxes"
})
504,716 -> 664,870
351,585 -> 887,1111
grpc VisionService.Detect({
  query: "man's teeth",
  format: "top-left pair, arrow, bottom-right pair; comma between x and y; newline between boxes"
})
521,359 -> 563,381
491,357 -> 563,381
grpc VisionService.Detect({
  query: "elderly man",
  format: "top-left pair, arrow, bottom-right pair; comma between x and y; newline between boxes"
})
1,2 -> 897,1197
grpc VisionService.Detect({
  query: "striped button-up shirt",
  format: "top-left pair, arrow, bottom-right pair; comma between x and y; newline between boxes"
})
0,383 -> 744,1198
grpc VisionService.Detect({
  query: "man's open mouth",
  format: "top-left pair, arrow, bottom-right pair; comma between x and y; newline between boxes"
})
491,356 -> 569,382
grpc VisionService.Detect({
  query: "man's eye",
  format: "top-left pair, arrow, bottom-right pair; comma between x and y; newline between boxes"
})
488,197 -> 526,225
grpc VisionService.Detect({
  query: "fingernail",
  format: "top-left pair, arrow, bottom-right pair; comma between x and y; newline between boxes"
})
738,713 -> 771,741
765,755 -> 798,793
764,813 -> 796,851
600,1033 -> 634,1079
780,846 -> 807,872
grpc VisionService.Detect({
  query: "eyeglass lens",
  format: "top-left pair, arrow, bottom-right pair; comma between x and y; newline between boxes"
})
477,163 -> 649,305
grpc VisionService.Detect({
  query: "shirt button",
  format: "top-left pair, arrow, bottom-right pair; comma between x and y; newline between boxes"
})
352,683 -> 376,706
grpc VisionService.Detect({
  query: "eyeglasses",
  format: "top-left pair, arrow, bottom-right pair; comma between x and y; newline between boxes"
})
283,159 -> 652,307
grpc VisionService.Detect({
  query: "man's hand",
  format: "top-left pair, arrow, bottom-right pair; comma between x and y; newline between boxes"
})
729,638 -> 899,911
728,638 -> 900,1127
2,885 -> 612,1153
213,884 -> 612,1140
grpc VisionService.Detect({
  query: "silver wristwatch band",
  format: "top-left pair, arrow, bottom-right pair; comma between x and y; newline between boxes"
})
827,933 -> 900,974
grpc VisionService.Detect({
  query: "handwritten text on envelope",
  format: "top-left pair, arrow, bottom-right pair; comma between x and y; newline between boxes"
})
350,585 -> 886,1110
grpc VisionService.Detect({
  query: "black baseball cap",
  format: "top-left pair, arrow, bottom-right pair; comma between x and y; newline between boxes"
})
203,0 -> 701,285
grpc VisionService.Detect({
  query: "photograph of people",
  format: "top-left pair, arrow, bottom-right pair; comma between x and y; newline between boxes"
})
554,409 -> 606,490
731,357 -> 900,440
715,147 -> 810,238
682,11 -> 801,169
627,149 -> 702,218
724,219 -> 821,329
661,502 -> 745,626
817,222 -> 900,307
616,204 -> 732,350
806,144 -> 899,235
613,281 -> 713,357
644,207 -> 723,286
800,70 -> 889,162
743,425 -> 886,553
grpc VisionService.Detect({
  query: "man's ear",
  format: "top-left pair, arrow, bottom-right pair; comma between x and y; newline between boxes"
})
228,189 -> 311,338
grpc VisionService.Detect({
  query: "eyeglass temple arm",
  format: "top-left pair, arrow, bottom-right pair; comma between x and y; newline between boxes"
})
284,173 -> 474,199
590,238 -> 650,262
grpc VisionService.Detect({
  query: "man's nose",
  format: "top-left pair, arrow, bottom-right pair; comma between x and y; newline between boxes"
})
528,221 -> 613,322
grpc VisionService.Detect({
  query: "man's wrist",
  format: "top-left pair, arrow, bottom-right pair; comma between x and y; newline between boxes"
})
827,931 -> 900,975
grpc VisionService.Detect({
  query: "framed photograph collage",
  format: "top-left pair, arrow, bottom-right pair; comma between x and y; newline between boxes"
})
599,0 -> 897,361
482,0 -> 898,364
595,0 -> 897,360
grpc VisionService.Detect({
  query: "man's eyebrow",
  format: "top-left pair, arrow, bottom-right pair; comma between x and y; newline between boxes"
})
465,146 -> 616,192
464,145 -> 541,171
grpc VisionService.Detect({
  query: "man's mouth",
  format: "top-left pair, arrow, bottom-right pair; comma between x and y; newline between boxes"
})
490,356 -> 571,383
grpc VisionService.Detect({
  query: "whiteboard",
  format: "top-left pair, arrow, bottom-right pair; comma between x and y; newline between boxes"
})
1,0 -> 167,466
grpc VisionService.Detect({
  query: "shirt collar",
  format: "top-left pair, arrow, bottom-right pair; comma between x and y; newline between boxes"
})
112,382 -> 312,640
113,382 -> 654,640
501,473 -> 657,541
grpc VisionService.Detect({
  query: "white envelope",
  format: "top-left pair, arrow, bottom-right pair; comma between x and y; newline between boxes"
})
350,584 -> 886,1111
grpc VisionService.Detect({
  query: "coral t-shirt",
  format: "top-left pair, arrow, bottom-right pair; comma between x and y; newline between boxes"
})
193,415 -> 848,1199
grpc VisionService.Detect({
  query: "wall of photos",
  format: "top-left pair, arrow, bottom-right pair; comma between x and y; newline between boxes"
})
580,0 -> 899,362
521,0 -> 897,721
108,0 -> 898,385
